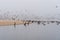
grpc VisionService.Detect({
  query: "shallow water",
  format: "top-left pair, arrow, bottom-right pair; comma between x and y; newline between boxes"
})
0,23 -> 59,40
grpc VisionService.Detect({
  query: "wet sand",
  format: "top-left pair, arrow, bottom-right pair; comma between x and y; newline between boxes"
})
0,20 -> 31,26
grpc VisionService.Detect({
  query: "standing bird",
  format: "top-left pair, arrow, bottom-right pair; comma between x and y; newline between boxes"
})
11,17 -> 16,28
14,22 -> 16,28
24,22 -> 26,27
56,21 -> 60,25
51,21 -> 55,23
27,21 -> 30,25
31,21 -> 34,23
37,21 -> 41,24
42,22 -> 46,26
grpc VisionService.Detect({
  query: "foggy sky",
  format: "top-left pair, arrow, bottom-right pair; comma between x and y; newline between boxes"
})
0,0 -> 56,17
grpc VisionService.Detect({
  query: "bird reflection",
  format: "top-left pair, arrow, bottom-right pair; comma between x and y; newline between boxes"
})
14,22 -> 16,28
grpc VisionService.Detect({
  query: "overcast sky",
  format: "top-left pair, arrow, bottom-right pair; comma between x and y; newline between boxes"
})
0,0 -> 57,18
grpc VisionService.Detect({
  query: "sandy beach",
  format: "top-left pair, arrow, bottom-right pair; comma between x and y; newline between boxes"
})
0,20 -> 30,26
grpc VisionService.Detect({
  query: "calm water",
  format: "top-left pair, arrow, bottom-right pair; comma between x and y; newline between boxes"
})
0,23 -> 59,40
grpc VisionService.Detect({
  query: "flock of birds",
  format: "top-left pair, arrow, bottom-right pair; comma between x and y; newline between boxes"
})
23,20 -> 60,26
0,6 -> 59,27
13,5 -> 60,27
0,13 -> 60,27
13,19 -> 60,28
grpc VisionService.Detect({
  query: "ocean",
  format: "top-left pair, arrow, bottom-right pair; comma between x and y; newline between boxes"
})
0,23 -> 59,40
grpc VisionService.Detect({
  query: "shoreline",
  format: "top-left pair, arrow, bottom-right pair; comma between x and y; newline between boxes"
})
0,20 -> 31,26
